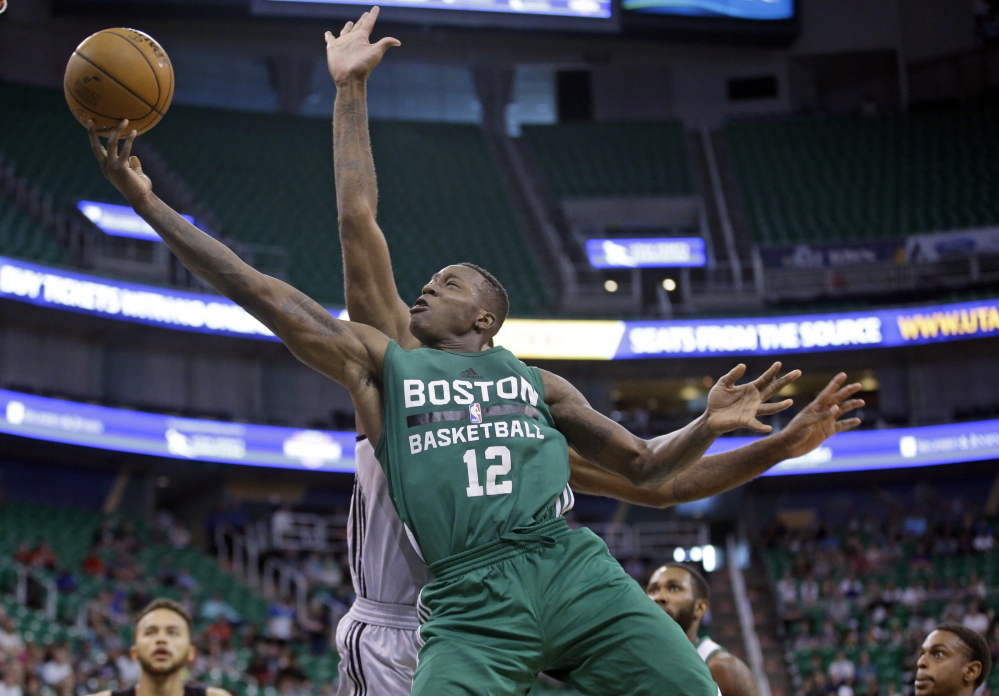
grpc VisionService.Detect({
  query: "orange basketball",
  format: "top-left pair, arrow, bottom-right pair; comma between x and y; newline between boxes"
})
64,28 -> 174,136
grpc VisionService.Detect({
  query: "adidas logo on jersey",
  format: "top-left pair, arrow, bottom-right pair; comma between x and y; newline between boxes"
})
459,368 -> 483,379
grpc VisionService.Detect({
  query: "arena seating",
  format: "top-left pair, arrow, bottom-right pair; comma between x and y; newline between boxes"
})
146,106 -> 548,313
760,479 -> 999,696
0,80 -> 547,314
521,120 -> 693,199
0,500 -> 340,696
0,195 -> 65,264
725,99 -> 999,245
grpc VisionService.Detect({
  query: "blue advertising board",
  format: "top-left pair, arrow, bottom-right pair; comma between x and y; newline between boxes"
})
0,388 -> 357,472
2,255 -> 998,360
586,238 -> 707,268
77,200 -> 194,242
621,0 -> 793,19
1,387 -> 996,475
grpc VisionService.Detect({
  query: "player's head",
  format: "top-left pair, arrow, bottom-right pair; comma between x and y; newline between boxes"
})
131,598 -> 196,677
409,264 -> 509,347
645,563 -> 710,633
914,624 -> 991,696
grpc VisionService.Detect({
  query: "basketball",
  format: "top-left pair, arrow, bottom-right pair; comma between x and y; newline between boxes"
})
64,28 -> 174,136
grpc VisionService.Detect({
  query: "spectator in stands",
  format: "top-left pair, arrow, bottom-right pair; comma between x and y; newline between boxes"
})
156,558 -> 177,587
0,615 -> 23,654
915,624 -> 992,696
0,667 -> 22,696
839,570 -> 863,600
800,572 -> 821,606
854,652 -> 877,686
962,600 -> 991,635
39,646 -> 73,696
80,546 -> 106,578
54,567 -> 78,594
200,594 -> 240,624
884,683 -> 903,696
109,646 -> 140,685
972,523 -> 994,553
806,671 -> 833,696
266,599 -> 295,642
836,675 -> 855,696
777,570 -> 798,607
828,650 -> 856,686
204,616 -> 233,648
176,567 -> 197,592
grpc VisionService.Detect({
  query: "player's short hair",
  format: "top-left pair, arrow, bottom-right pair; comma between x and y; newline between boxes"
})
136,598 -> 194,635
934,623 -> 992,688
664,562 -> 711,603
458,262 -> 509,332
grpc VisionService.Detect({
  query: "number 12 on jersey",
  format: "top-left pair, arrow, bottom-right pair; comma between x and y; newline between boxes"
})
464,446 -> 513,497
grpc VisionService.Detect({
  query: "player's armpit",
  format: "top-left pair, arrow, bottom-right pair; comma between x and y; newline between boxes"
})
541,370 -> 652,486
568,452 -> 679,508
709,652 -> 762,696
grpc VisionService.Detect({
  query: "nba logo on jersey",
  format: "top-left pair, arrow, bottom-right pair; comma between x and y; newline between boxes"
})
469,403 -> 482,424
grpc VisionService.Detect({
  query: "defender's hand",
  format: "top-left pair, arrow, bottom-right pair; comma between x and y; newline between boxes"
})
772,373 -> 863,459
88,119 -> 152,205
705,362 -> 801,434
325,7 -> 401,86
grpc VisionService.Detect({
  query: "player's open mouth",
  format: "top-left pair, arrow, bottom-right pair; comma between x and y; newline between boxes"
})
153,650 -> 171,659
410,299 -> 429,313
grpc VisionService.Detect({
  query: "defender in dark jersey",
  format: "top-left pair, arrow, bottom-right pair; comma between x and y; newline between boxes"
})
86,87 -> 861,696
87,599 -> 232,696
647,564 -> 761,696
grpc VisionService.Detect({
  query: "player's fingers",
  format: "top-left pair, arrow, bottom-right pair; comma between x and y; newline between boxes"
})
107,119 -> 128,163
745,418 -> 773,433
838,398 -> 865,415
86,121 -> 107,160
356,10 -> 371,32
375,36 -> 401,50
835,417 -> 862,433
121,130 -> 137,162
830,382 -> 863,405
340,20 -> 354,36
816,373 -> 848,402
719,363 -> 746,387
757,398 -> 793,416
751,361 -> 782,388
762,369 -> 801,399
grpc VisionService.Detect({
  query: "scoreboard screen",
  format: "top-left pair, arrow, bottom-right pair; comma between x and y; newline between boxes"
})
622,0 -> 792,20
252,0 -> 616,31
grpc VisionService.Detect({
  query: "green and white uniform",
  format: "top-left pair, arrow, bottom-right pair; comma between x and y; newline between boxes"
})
376,341 -> 717,696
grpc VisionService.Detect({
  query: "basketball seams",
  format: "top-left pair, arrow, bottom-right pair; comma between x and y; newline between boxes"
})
103,29 -> 164,107
70,52 -> 157,117
65,88 -> 154,131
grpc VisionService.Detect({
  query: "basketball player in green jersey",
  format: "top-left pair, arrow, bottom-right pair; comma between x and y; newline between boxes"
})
647,564 -> 760,696
87,86 -> 860,696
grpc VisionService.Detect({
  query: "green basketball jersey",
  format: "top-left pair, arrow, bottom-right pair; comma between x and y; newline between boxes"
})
374,341 -> 573,566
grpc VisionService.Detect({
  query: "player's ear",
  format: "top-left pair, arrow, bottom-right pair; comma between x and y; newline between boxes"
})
476,309 -> 496,334
694,598 -> 709,621
129,645 -> 138,661
964,661 -> 982,686
187,644 -> 196,664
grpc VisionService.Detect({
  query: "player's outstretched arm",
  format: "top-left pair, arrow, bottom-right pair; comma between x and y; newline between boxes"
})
88,121 -> 390,404
544,362 -> 800,489
568,373 -> 863,506
326,8 -> 413,343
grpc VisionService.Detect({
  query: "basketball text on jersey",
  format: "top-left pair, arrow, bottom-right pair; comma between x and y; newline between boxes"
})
402,375 -> 544,455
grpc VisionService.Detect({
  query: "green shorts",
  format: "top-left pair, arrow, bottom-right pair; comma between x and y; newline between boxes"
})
413,517 -> 717,696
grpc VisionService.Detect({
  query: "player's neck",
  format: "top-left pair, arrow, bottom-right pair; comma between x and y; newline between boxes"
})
685,624 -> 700,646
136,669 -> 186,696
424,335 -> 489,353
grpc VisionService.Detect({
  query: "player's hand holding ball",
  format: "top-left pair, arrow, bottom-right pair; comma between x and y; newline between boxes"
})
88,119 -> 154,208
326,6 -> 401,86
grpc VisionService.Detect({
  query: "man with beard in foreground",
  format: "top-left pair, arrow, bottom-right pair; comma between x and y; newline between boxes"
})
88,599 -> 232,696
646,563 -> 761,696
914,624 -> 991,696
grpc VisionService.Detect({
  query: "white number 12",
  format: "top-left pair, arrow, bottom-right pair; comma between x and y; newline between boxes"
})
464,446 -> 513,498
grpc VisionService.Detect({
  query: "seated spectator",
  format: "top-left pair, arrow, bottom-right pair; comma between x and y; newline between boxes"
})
777,570 -> 798,607
177,567 -> 198,592
80,546 -> 106,578
38,646 -> 73,696
205,616 -> 234,648
828,650 -> 856,686
201,593 -> 240,624
157,557 -> 177,587
54,568 -> 77,594
13,543 -> 34,566
0,615 -> 23,654
29,543 -> 58,571
267,599 -> 295,642
839,570 -> 863,600
855,652 -> 878,686
801,573 -> 820,606
109,646 -> 140,685
0,667 -> 22,696
963,599 -> 990,635
836,676 -> 855,696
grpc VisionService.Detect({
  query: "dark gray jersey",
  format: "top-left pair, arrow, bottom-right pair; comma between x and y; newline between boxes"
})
347,437 -> 433,605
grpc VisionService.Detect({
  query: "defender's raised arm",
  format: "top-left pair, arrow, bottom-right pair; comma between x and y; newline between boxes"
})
88,120 -> 389,440
327,9 -> 412,342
